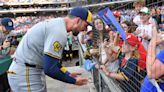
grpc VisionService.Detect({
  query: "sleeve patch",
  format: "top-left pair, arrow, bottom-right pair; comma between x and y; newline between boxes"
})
53,41 -> 62,52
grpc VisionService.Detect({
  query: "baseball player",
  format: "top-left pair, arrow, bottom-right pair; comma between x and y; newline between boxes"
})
0,18 -> 14,47
0,18 -> 14,92
8,7 -> 93,92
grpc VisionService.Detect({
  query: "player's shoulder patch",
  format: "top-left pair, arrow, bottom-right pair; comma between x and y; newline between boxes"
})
53,41 -> 62,52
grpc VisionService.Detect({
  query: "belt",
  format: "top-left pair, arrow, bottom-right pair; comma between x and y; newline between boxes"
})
25,63 -> 37,68
13,57 -> 42,69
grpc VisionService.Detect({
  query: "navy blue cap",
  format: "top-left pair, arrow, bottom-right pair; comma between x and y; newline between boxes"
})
1,18 -> 14,31
69,7 -> 93,25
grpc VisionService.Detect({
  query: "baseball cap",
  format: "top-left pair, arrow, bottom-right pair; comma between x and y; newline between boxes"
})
87,25 -> 93,34
69,7 -> 93,26
139,7 -> 150,15
126,33 -> 147,70
113,11 -> 121,17
1,18 -> 14,31
126,33 -> 140,47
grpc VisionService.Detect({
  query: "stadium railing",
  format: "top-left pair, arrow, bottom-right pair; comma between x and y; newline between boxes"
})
77,30 -> 148,92
78,39 -> 123,92
78,41 -> 148,92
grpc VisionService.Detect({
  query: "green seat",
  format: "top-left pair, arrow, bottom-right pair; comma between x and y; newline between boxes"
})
0,56 -> 12,75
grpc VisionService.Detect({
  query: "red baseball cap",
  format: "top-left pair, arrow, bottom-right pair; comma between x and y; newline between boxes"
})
126,33 -> 147,70
113,11 -> 121,17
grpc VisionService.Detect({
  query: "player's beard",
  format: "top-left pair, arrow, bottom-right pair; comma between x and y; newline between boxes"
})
72,30 -> 79,36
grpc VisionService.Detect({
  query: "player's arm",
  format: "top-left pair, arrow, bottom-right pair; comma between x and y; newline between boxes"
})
146,28 -> 164,79
43,54 -> 76,84
43,30 -> 87,85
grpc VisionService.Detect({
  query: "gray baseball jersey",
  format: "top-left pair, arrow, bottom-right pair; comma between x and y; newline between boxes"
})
8,18 -> 68,92
14,18 -> 67,67
0,31 -> 6,45
0,30 -> 16,45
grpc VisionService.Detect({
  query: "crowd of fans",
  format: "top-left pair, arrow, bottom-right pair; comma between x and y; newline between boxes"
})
78,1 -> 164,92
13,15 -> 55,32
0,0 -> 163,92
0,0 -> 112,3
0,0 -> 71,3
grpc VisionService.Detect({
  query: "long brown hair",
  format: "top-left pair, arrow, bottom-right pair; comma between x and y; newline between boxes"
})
93,17 -> 105,31
121,21 -> 137,33
93,17 -> 108,41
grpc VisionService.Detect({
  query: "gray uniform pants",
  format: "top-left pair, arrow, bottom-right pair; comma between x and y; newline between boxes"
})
8,60 -> 47,92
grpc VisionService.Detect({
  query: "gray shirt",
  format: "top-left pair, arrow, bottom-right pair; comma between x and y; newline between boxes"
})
0,31 -> 6,45
0,30 -> 17,45
15,18 -> 67,67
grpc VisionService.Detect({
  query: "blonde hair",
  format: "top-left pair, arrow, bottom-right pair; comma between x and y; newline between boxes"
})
132,49 -> 140,59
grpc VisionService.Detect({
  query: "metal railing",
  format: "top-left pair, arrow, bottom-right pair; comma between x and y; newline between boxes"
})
78,40 -> 123,92
77,29 -> 148,92
78,41 -> 148,92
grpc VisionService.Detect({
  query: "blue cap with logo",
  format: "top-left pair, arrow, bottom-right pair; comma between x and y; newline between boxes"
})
69,7 -> 93,26
1,18 -> 14,31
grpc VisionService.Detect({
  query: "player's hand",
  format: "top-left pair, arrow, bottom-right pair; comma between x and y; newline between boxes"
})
75,77 -> 88,86
3,39 -> 10,49
70,72 -> 82,78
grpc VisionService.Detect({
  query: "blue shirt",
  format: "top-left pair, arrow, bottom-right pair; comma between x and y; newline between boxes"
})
141,76 -> 164,92
156,49 -> 164,64
141,49 -> 164,92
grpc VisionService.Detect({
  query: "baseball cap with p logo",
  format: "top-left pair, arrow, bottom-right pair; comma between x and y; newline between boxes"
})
69,7 -> 93,26
1,18 -> 14,31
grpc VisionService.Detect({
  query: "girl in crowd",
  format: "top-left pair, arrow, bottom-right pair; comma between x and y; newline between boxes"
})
88,17 -> 108,57
93,17 -> 108,41
100,21 -> 137,73
100,20 -> 139,71
121,21 -> 137,33
101,33 -> 147,92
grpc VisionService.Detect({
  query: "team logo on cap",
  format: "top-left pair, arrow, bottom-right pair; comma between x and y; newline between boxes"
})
8,22 -> 13,26
53,41 -> 62,52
